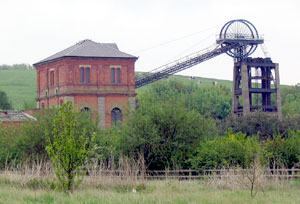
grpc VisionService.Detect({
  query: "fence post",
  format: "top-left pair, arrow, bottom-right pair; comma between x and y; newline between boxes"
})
189,169 -> 192,180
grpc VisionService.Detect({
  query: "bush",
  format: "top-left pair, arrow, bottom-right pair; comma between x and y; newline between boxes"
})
0,107 -> 98,170
190,132 -> 261,169
262,131 -> 300,168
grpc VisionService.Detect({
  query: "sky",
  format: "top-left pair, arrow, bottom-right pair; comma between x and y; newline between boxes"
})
0,0 -> 299,85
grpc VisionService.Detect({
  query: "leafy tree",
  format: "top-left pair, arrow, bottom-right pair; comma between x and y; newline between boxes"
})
46,102 -> 95,192
0,90 -> 12,110
281,85 -> 300,116
146,80 -> 232,120
120,94 -> 217,170
219,112 -> 290,138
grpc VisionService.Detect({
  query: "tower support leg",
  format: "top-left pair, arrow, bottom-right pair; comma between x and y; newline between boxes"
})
241,64 -> 250,115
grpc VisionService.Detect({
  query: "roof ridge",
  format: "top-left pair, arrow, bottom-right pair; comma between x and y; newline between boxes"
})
34,39 -> 137,66
64,40 -> 89,56
100,42 -> 119,51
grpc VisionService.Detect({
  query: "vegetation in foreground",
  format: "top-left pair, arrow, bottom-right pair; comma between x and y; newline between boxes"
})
2,80 -> 300,172
1,170 -> 300,204
2,78 -> 300,195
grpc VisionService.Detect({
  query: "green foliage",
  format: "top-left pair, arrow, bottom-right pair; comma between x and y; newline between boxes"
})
0,109 -> 56,168
219,112 -> 295,138
147,80 -> 232,119
0,90 -> 12,110
191,130 -> 300,170
281,85 -> 300,116
119,90 -> 217,170
190,132 -> 261,169
0,106 -> 98,170
46,102 -> 95,192
262,131 -> 300,168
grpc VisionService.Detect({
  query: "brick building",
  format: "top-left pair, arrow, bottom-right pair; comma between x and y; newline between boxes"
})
33,40 -> 138,128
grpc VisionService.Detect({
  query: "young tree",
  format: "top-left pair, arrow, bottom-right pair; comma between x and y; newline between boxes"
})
46,101 -> 95,192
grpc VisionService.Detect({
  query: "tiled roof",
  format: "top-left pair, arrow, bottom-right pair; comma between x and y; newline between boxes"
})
34,39 -> 137,66
0,111 -> 37,122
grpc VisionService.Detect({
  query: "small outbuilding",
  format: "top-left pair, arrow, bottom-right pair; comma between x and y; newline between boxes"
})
0,110 -> 37,127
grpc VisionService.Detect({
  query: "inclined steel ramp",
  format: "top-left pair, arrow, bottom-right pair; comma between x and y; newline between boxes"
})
135,43 -> 237,88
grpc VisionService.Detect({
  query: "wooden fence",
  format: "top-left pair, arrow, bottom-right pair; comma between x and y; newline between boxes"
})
83,168 -> 300,180
2,168 -> 300,180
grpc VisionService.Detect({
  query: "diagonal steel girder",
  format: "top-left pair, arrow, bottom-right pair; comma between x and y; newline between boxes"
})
135,44 -> 237,89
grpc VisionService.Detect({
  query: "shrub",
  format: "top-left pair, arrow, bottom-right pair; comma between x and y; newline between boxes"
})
190,132 -> 261,169
262,131 -> 300,168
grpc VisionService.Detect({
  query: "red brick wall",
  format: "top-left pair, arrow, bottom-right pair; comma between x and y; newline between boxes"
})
74,95 -> 98,111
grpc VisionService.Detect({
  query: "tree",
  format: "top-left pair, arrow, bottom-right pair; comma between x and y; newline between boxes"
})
147,80 -> 232,120
46,101 -> 95,192
0,90 -> 12,110
121,95 -> 217,170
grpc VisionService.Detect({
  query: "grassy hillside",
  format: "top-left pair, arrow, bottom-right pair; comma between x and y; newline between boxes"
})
0,69 -> 36,110
0,69 -> 291,110
135,72 -> 233,94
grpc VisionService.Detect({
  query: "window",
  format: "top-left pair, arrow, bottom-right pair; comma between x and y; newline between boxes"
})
111,68 -> 115,84
41,102 -> 45,109
80,67 -> 85,83
86,68 -> 90,83
60,99 -> 63,106
111,67 -> 121,84
111,107 -> 122,126
50,70 -> 54,86
117,68 -> 120,84
80,67 -> 90,84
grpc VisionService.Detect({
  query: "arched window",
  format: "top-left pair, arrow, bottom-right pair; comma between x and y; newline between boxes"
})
111,107 -> 122,126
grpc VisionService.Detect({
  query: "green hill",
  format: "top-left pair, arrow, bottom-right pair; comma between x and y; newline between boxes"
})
0,69 -> 36,110
0,69 -> 291,110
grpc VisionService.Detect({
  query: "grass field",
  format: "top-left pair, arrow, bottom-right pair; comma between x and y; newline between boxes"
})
0,69 -> 36,110
1,178 -> 300,204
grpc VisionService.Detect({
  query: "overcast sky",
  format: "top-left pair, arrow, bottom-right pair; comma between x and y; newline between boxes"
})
0,0 -> 299,85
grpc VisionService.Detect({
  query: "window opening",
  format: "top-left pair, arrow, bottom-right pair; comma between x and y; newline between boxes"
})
111,68 -> 115,84
80,67 -> 85,83
86,68 -> 90,84
111,107 -> 122,126
50,70 -> 54,86
117,68 -> 120,84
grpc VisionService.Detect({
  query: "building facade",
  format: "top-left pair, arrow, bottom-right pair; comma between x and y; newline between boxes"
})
33,40 -> 138,128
